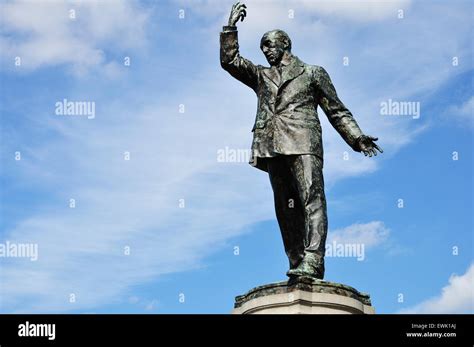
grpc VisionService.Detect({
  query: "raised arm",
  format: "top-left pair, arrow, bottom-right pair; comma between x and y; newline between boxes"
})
220,2 -> 258,91
316,66 -> 382,156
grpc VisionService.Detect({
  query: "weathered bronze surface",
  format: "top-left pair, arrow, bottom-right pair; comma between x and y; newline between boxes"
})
234,276 -> 372,309
220,3 -> 382,280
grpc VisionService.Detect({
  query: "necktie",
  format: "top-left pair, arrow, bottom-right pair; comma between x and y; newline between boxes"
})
271,65 -> 281,86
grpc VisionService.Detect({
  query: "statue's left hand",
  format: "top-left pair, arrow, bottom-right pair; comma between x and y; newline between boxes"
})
357,135 -> 383,157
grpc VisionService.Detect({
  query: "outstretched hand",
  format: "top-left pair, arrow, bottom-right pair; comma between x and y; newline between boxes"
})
228,2 -> 247,26
358,135 -> 383,157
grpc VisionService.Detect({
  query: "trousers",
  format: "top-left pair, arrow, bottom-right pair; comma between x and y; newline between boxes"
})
265,154 -> 328,270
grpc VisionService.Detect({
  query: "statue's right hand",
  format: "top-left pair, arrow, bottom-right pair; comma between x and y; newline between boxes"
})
228,2 -> 247,26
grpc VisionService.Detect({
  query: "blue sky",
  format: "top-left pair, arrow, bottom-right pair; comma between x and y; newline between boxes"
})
0,0 -> 472,313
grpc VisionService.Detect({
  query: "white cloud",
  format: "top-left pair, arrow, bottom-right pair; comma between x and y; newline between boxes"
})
399,264 -> 474,314
328,221 -> 390,249
445,96 -> 474,127
0,0 -> 149,74
299,0 -> 411,21
176,0 -> 411,23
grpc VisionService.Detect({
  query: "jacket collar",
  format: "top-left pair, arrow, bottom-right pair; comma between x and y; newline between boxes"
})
262,54 -> 304,89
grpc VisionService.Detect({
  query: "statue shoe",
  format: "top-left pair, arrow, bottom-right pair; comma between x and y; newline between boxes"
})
286,253 -> 324,279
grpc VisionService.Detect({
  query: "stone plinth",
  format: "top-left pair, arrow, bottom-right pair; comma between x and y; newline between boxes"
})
232,277 -> 375,314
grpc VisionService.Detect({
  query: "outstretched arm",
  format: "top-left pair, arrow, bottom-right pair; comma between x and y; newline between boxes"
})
316,66 -> 383,156
220,2 -> 259,91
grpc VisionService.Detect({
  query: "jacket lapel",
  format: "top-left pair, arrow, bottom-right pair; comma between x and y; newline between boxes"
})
279,56 -> 304,90
262,66 -> 280,88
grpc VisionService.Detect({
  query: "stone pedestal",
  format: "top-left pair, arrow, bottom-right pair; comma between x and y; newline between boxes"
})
232,277 -> 375,314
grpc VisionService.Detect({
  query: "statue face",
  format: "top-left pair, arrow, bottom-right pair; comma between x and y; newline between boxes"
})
260,32 -> 287,66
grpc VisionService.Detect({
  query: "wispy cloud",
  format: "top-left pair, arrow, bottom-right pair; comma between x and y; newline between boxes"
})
444,95 -> 474,128
0,0 -> 149,75
0,75 -> 275,312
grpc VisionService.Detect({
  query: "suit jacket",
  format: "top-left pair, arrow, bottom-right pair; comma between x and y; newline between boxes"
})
220,26 -> 364,172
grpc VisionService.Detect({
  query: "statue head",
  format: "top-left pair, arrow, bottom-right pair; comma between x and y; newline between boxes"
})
260,29 -> 292,66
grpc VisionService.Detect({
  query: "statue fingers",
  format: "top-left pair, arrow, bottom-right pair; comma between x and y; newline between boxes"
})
236,3 -> 246,11
231,2 -> 239,13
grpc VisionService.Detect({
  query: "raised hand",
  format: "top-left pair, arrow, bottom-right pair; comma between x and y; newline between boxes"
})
228,2 -> 247,27
357,135 -> 383,157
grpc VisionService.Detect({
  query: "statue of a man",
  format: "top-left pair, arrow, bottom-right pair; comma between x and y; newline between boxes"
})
220,3 -> 383,280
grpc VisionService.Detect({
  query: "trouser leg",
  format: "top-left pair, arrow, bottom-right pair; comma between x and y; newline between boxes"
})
267,156 -> 305,269
288,154 -> 328,262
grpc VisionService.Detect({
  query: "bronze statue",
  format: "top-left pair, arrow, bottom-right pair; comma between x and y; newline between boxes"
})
220,2 -> 383,280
